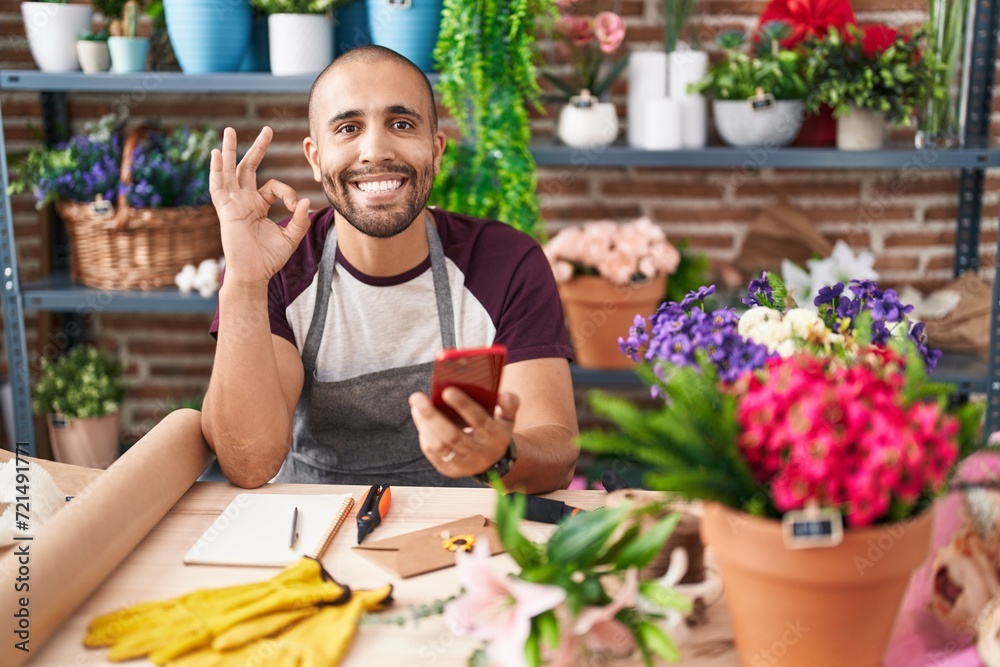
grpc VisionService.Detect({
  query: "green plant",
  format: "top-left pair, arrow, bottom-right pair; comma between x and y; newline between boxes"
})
94,0 -> 144,38
664,0 -> 699,54
803,24 -> 946,125
690,22 -> 808,101
429,0 -> 554,239
248,0 -> 346,14
33,345 -> 127,419
446,487 -> 690,666
922,0 -> 971,139
78,30 -> 110,41
579,275 -> 986,528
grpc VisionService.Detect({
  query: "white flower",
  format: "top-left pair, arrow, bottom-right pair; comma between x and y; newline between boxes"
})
781,259 -> 815,311
782,308 -> 828,341
743,320 -> 792,354
776,339 -> 797,358
551,260 -> 575,284
807,240 -> 878,299
737,307 -> 783,337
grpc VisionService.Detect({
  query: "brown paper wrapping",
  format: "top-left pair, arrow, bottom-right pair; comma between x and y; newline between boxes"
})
726,200 -> 835,286
923,273 -> 992,361
0,409 -> 212,667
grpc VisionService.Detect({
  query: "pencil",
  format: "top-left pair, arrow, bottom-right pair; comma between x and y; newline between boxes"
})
290,506 -> 299,550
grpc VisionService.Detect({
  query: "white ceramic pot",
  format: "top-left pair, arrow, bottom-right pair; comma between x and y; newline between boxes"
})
21,2 -> 93,72
76,40 -> 111,74
837,108 -> 887,150
268,13 -> 333,76
558,100 -> 620,149
712,99 -> 805,148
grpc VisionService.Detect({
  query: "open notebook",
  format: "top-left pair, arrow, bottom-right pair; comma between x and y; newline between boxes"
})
183,493 -> 355,567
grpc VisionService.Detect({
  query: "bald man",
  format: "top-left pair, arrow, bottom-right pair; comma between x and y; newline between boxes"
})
201,46 -> 579,493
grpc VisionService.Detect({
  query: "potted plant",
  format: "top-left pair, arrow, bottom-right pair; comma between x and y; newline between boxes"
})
430,0 -> 550,238
691,22 -> 809,148
444,491 -> 692,666
365,0 -> 441,73
542,2 -> 628,149
250,0 -> 341,76
543,217 -> 681,370
8,114 -> 222,290
804,24 -> 945,150
162,0 -> 253,73
579,275 -> 985,667
755,0 -> 857,146
917,0 -> 974,148
21,0 -> 93,72
76,30 -> 111,74
96,0 -> 150,73
33,345 -> 127,469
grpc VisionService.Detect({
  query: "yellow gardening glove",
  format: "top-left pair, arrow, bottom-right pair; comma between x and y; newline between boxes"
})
166,585 -> 394,667
84,557 -> 350,664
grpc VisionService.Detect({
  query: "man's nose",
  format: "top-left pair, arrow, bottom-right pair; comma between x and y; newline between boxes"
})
358,126 -> 395,164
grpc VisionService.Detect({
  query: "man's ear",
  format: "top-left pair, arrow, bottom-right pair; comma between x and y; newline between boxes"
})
302,136 -> 323,183
432,130 -> 447,176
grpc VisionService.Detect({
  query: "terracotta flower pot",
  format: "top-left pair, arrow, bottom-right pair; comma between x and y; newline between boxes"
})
47,412 -> 121,469
701,502 -> 934,667
557,276 -> 666,370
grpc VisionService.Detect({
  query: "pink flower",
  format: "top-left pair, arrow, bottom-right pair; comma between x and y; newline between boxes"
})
593,12 -> 626,53
557,15 -> 594,48
597,248 -> 638,285
446,539 -> 566,667
550,570 -> 639,667
551,260 -> 575,284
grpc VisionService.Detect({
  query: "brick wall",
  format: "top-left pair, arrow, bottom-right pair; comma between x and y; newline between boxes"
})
0,0 -> 997,443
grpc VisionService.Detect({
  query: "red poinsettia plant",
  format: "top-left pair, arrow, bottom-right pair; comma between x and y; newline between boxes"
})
758,0 -> 856,47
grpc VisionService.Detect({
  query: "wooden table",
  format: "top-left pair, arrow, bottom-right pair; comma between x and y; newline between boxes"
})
29,479 -> 738,666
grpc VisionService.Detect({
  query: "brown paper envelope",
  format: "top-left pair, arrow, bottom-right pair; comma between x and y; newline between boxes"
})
352,515 -> 505,578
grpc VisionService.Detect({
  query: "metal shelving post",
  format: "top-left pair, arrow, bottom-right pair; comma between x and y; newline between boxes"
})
0,96 -> 35,453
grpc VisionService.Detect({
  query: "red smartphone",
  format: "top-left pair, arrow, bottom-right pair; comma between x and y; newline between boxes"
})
430,345 -> 507,427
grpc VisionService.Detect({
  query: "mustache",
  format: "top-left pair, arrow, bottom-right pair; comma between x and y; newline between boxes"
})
341,165 -> 416,182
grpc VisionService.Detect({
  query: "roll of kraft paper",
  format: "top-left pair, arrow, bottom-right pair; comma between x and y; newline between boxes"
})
506,492 -> 584,524
0,409 -> 213,667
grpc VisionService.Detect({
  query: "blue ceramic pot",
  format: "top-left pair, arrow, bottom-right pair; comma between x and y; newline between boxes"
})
365,0 -> 442,72
335,1 -> 371,56
164,0 -> 252,74
239,13 -> 271,72
108,37 -> 149,73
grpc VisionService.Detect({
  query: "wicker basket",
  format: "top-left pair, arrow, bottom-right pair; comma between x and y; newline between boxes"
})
55,126 -> 222,291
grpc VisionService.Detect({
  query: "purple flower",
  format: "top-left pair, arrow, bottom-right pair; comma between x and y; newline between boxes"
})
814,283 -> 845,308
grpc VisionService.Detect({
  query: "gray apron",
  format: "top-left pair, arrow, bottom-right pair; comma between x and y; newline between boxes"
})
276,215 -> 477,487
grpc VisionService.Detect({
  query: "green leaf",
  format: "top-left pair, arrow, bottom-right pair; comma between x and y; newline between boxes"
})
546,506 -> 629,566
493,484 -> 543,569
524,629 -> 541,667
535,610 -> 561,649
614,514 -> 680,570
638,620 -> 681,662
639,581 -> 693,613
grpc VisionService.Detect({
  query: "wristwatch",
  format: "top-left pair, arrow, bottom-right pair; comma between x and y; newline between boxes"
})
473,437 -> 517,485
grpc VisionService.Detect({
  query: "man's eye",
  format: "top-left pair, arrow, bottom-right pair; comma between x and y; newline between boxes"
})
338,124 -> 359,134
393,120 -> 414,130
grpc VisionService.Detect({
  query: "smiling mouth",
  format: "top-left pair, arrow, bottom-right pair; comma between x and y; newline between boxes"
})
352,178 -> 407,194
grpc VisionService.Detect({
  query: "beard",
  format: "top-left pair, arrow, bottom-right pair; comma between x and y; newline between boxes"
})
322,161 -> 435,239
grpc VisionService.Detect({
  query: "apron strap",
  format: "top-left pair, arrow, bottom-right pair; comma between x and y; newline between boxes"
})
427,212 -> 456,350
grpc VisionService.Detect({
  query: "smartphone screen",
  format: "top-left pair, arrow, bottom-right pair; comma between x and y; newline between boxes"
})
430,345 -> 507,427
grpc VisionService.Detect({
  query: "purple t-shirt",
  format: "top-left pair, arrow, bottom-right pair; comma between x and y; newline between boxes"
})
210,207 -> 572,380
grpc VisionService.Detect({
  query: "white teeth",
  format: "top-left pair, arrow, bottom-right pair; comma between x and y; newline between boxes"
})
356,180 -> 403,193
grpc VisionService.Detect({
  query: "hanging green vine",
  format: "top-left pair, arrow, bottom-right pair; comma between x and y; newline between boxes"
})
429,0 -> 556,240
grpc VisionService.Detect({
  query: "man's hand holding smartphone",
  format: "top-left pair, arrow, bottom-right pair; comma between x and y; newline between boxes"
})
408,345 -> 518,479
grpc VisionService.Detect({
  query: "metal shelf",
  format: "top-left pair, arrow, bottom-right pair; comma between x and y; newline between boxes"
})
21,272 -> 218,314
572,350 -> 988,393
532,139 -> 1000,169
0,69 -> 438,94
